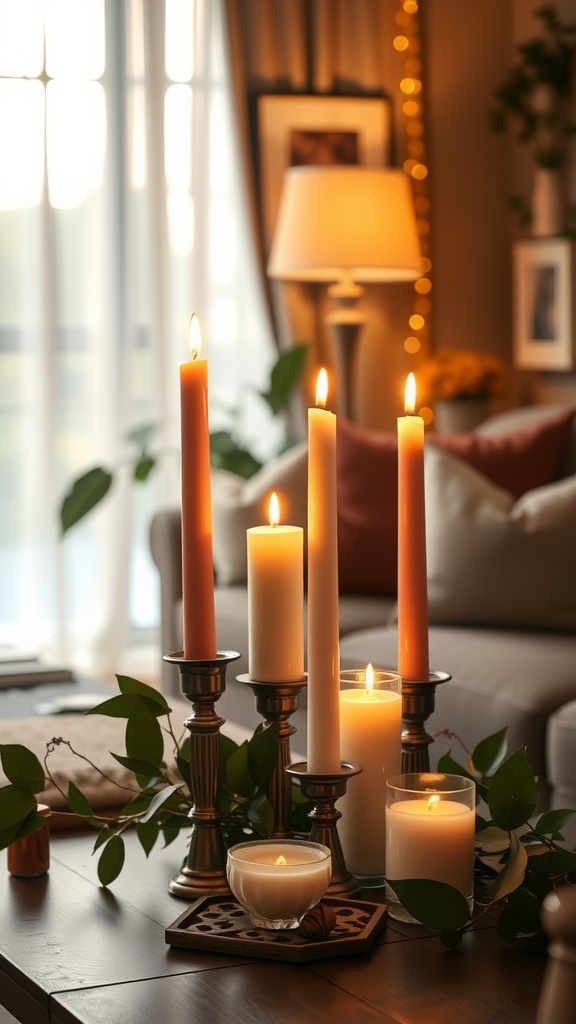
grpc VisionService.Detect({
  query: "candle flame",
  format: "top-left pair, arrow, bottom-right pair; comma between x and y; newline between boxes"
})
269,491 -> 280,527
365,663 -> 374,693
275,855 -> 288,866
316,367 -> 328,409
404,372 -> 416,415
427,794 -> 440,811
188,313 -> 202,360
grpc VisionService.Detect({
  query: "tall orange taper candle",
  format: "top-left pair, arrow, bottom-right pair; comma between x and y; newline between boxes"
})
179,314 -> 217,659
397,372 -> 429,681
307,368 -> 340,773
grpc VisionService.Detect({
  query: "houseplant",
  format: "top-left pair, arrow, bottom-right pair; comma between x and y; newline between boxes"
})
488,3 -> 576,235
418,348 -> 508,434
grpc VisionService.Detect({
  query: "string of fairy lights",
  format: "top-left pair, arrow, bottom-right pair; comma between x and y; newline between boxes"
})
394,0 -> 433,422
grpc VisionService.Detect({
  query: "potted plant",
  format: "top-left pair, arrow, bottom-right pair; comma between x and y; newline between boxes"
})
488,4 -> 576,235
418,348 -> 509,434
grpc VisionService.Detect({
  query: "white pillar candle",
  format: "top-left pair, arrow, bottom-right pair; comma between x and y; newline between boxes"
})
338,667 -> 402,878
247,492 -> 304,682
386,774 -> 475,906
226,840 -> 332,929
307,368 -> 340,774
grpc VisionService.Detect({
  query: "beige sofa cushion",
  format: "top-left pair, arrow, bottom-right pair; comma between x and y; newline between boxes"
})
425,444 -> 576,630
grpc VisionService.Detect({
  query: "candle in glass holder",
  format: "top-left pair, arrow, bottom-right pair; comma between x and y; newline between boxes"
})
397,372 -> 429,681
385,772 -> 476,923
247,491 -> 304,682
226,840 -> 332,929
338,666 -> 402,883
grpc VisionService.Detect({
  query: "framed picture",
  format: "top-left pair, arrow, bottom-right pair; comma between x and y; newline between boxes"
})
513,238 -> 576,371
257,94 -> 392,250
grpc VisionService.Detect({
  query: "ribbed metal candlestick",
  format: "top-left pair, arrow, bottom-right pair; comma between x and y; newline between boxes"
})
401,670 -> 451,772
286,761 -> 363,897
237,674 -> 306,838
163,649 -> 240,899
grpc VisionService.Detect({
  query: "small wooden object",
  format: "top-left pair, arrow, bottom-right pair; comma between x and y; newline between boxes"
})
8,804 -> 50,877
536,886 -> 576,1024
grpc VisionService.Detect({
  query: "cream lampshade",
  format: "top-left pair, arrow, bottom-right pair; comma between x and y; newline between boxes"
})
267,166 -> 421,418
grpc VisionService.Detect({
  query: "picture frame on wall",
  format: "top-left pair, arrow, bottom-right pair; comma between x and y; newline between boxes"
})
513,238 -> 576,371
257,94 -> 391,251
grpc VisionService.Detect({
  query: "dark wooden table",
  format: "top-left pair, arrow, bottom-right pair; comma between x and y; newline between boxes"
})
1,831 -> 546,1024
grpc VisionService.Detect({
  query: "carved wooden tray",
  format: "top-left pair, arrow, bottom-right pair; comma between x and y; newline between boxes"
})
165,894 -> 387,962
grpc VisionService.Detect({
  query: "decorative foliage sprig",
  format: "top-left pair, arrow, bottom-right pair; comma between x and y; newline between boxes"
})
0,676 -> 311,886
386,728 -> 576,949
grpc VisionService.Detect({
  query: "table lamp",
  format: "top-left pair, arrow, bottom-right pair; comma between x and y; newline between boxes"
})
267,165 -> 421,418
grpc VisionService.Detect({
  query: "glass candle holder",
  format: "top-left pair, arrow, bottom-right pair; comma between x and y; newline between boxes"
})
226,839 -> 331,930
338,668 -> 402,887
385,772 -> 476,923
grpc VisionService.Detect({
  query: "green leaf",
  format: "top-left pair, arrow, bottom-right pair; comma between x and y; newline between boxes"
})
116,676 -> 171,715
0,744 -> 45,793
0,808 -> 47,850
125,421 -> 159,449
97,834 -> 125,886
133,455 -> 156,482
161,822 -> 182,848
225,741 -> 255,798
0,785 -> 37,829
246,791 -> 274,836
111,752 -> 162,779
436,751 -> 474,781
527,849 -> 576,875
386,878 -> 471,931
440,930 -> 463,949
259,345 -> 308,416
60,466 -> 113,534
85,694 -> 143,719
139,785 -> 181,824
67,781 -> 96,820
488,747 -> 538,831
471,727 -> 508,776
246,724 -> 278,787
136,819 -> 159,857
535,807 -> 575,837
497,905 -> 527,942
0,820 -> 27,851
125,700 -> 164,769
209,432 -> 262,478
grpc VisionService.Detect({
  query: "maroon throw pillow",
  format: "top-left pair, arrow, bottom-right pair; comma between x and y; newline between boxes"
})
429,408 -> 576,499
336,409 -> 575,596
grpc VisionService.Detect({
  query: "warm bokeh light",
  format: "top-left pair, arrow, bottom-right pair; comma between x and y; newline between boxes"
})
393,35 -> 409,51
403,0 -> 419,13
420,405 -> 434,427
419,256 -> 432,274
403,99 -> 420,117
415,297 -> 431,315
404,336 -> 420,355
269,491 -> 280,528
415,277 -> 432,294
188,313 -> 201,358
409,313 -> 425,331
411,162 -> 428,180
316,367 -> 328,408
404,373 -> 417,415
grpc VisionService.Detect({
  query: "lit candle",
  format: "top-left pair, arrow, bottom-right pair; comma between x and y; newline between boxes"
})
397,372 -> 429,681
307,368 -> 340,774
179,314 -> 217,660
227,840 -> 332,929
386,773 -> 476,917
338,666 -> 402,879
247,491 -> 304,682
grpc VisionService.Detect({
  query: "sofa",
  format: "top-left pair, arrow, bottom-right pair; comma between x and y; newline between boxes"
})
150,404 -> 576,813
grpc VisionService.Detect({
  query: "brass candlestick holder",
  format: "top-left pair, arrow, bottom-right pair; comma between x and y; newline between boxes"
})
286,761 -> 363,897
163,649 -> 240,899
237,673 -> 306,838
401,670 -> 451,772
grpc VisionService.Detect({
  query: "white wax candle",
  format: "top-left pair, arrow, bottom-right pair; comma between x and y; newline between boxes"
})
247,492 -> 304,682
397,372 -> 429,681
307,369 -> 340,774
339,669 -> 402,876
386,797 -> 475,897
227,842 -> 331,925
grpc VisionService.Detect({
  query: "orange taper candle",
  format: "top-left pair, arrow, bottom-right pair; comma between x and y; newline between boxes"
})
179,314 -> 217,660
397,372 -> 429,681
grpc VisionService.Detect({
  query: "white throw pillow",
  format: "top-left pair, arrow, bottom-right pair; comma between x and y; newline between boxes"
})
425,444 -> 576,630
211,442 -> 308,585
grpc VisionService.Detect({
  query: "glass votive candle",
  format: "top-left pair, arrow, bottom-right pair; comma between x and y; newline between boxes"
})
338,668 -> 402,888
226,839 -> 331,930
385,772 -> 476,923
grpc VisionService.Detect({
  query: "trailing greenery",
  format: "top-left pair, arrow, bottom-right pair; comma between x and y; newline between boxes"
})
60,344 -> 308,534
386,728 -> 576,949
0,675 -> 312,887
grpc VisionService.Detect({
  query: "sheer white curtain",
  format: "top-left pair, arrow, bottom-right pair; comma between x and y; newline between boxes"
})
0,0 -> 274,676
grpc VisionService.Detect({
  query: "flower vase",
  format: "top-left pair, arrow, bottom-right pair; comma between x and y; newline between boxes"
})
434,397 -> 489,436
532,168 -> 564,238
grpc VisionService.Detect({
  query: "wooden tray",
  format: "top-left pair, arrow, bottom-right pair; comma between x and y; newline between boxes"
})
165,894 -> 387,962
